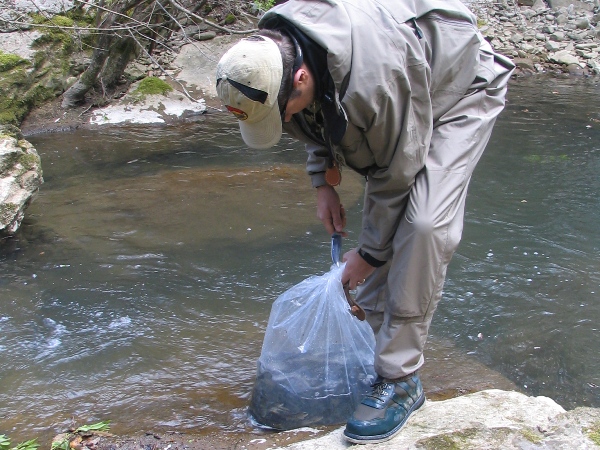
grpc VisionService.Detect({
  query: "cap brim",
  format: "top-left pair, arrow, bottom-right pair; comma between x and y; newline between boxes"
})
238,102 -> 282,149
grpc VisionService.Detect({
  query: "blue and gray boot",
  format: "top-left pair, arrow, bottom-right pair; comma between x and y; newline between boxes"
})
344,372 -> 425,444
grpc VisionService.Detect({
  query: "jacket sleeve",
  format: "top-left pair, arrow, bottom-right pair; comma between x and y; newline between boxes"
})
306,143 -> 328,188
344,61 -> 433,263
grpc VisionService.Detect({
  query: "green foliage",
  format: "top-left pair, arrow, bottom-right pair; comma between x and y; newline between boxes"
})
254,0 -> 275,11
224,13 -> 236,24
0,125 -> 21,140
0,435 -> 10,450
51,421 -> 111,450
13,440 -> 38,450
0,436 -> 39,450
80,32 -> 96,51
0,52 -> 29,72
74,420 -> 111,433
49,440 -> 68,450
1,66 -> 29,87
133,76 -> 173,98
35,32 -> 75,55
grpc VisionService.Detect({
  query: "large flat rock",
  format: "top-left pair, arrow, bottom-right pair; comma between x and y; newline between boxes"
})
173,35 -> 240,108
274,390 -> 600,450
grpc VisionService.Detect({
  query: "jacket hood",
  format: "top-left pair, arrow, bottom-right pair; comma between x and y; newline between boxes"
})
259,0 -> 476,94
259,0 -> 354,91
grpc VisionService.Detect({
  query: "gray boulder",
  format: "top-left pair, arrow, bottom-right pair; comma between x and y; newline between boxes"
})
0,134 -> 43,235
550,49 -> 583,64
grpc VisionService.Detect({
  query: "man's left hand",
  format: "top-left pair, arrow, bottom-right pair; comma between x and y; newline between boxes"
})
342,249 -> 376,290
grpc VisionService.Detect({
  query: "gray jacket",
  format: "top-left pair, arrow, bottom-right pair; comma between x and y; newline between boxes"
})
260,0 -> 513,262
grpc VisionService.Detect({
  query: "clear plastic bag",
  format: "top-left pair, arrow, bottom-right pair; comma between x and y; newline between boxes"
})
248,263 -> 376,430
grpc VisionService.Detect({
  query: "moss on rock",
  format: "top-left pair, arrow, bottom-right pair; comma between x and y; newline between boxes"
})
32,14 -> 77,56
0,125 -> 22,140
18,151 -> 42,173
520,428 -> 543,444
0,51 -> 29,72
418,428 -> 480,449
0,80 -> 56,126
49,15 -> 75,27
133,77 -> 173,98
0,202 -> 20,225
0,9 -> 89,128
587,421 -> 600,446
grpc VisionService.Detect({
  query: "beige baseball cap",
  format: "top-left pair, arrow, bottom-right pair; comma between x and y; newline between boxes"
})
216,36 -> 283,149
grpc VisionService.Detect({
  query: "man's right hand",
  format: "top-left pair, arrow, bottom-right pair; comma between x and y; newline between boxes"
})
316,184 -> 347,236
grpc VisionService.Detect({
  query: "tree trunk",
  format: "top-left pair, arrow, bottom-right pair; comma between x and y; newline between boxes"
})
61,21 -> 115,108
99,37 -> 138,88
61,40 -> 112,107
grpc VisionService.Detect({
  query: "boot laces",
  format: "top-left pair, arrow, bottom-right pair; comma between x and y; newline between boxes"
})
370,381 -> 392,400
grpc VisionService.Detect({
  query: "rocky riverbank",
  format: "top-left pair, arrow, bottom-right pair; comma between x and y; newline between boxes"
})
96,0 -> 600,77
82,390 -> 600,450
473,0 -> 600,75
108,0 -> 600,83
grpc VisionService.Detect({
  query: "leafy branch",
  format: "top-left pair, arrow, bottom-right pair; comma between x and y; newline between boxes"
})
0,435 -> 39,450
0,422 -> 111,450
253,0 -> 275,12
51,421 -> 111,450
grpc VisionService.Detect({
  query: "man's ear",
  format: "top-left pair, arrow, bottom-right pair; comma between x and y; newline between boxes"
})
293,64 -> 309,87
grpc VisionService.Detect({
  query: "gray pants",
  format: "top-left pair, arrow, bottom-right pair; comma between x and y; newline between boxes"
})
356,38 -> 514,379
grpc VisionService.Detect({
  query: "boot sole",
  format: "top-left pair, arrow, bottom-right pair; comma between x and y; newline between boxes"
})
343,393 -> 426,444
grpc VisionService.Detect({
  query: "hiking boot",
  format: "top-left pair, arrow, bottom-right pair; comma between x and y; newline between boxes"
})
344,372 -> 425,444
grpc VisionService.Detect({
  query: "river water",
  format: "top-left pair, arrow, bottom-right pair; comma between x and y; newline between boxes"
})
1,75 -> 599,443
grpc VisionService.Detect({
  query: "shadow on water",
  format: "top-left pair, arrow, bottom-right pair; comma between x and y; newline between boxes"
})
1,75 -> 599,443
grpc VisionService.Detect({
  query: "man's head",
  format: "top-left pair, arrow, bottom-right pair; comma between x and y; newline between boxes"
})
216,31 -> 310,149
216,35 -> 283,149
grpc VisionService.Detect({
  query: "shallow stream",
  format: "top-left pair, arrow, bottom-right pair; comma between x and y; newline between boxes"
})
1,75 -> 599,443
